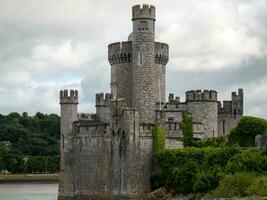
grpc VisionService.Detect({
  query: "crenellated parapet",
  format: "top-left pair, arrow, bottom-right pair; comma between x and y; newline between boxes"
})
108,42 -> 132,64
59,89 -> 78,104
95,93 -> 112,107
155,42 -> 169,65
186,90 -> 217,102
132,4 -> 155,21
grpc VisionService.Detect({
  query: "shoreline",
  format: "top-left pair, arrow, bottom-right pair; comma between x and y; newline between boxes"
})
0,174 -> 59,183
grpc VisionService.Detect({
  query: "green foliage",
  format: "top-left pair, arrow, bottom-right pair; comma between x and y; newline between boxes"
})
247,175 -> 267,196
193,167 -> 222,193
212,173 -> 256,198
228,116 -> 267,147
0,112 -> 60,174
166,161 -> 198,194
146,187 -> 167,200
193,137 -> 227,148
154,147 -> 240,194
181,113 -> 193,147
226,149 -> 267,174
157,147 -> 240,169
152,124 -> 166,153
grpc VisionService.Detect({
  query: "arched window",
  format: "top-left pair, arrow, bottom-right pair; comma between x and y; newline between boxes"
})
138,49 -> 144,66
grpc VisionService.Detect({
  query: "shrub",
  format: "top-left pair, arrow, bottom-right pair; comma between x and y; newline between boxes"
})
212,173 -> 256,198
165,161 -> 198,194
150,169 -> 165,190
226,149 -> 267,174
193,137 -> 227,148
247,176 -> 267,196
154,147 -> 240,194
193,167 -> 222,193
228,116 -> 267,147
146,187 -> 167,200
152,124 -> 166,154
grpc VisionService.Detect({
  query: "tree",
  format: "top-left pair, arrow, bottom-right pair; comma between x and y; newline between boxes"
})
228,116 -> 267,147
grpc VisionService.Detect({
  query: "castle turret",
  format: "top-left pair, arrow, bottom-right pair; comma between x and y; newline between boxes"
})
186,90 -> 218,138
131,4 -> 161,123
95,93 -> 112,123
218,89 -> 244,135
108,42 -> 132,106
231,88 -> 243,118
58,89 -> 78,198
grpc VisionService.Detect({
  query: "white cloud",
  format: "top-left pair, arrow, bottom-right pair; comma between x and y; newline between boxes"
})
0,0 -> 266,118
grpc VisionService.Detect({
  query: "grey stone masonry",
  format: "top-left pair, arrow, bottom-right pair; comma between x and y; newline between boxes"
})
58,4 -> 244,200
58,90 -> 78,199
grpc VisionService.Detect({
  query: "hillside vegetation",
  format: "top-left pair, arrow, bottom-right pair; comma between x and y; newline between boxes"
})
0,112 -> 60,174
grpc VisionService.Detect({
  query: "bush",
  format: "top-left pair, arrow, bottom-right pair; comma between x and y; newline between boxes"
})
226,149 -> 267,174
153,147 -> 240,194
212,173 -> 256,198
146,187 -> 167,200
165,161 -> 198,194
247,176 -> 267,196
193,167 -> 222,193
228,116 -> 267,147
193,137 -> 227,148
156,147 -> 240,169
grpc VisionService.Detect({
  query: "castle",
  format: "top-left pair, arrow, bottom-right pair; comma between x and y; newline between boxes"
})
58,4 -> 244,200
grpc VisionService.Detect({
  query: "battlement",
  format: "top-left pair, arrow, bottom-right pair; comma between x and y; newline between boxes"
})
132,4 -> 155,21
155,42 -> 169,65
108,42 -> 132,64
232,88 -> 243,101
186,90 -> 217,102
95,93 -> 112,106
218,101 -> 232,114
60,89 -> 78,104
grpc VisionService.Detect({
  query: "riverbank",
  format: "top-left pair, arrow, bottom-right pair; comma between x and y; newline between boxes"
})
0,174 -> 59,183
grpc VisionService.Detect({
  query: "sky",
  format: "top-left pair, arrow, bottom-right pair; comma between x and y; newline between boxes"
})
0,0 -> 266,118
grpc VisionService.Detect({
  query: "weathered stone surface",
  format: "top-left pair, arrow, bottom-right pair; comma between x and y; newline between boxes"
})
58,4 -> 244,200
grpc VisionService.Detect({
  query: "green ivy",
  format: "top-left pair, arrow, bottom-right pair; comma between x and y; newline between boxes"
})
181,112 -> 193,147
152,124 -> 166,154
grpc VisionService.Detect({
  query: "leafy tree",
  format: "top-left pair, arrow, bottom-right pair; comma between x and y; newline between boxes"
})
228,116 -> 267,147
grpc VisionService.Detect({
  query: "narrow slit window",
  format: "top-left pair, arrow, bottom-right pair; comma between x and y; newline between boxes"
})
138,49 -> 144,66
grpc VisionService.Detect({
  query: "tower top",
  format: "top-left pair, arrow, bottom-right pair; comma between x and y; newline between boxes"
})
132,4 -> 155,21
60,89 -> 78,104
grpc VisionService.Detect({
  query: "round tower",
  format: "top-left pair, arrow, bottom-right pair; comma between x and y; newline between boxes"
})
131,4 -> 158,123
58,89 -> 78,198
186,90 -> 218,138
108,41 -> 132,106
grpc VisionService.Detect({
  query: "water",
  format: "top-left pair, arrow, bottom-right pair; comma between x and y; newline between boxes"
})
0,183 -> 58,200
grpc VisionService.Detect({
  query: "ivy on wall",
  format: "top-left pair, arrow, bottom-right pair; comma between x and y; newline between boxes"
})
181,112 -> 193,147
152,124 -> 166,154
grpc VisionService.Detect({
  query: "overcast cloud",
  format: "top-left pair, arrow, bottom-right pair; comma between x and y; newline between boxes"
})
0,0 -> 266,118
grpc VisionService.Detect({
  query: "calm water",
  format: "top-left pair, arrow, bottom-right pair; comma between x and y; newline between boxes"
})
0,183 -> 58,200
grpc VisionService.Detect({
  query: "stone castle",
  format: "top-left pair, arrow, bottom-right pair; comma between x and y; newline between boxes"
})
58,4 -> 244,200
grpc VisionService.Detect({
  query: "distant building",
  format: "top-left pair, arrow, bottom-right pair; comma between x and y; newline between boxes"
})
58,4 -> 243,200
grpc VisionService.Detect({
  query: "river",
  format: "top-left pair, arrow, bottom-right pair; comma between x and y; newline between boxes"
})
0,183 -> 58,200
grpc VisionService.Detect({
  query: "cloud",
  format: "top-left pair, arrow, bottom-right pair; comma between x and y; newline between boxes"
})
0,0 -> 266,119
